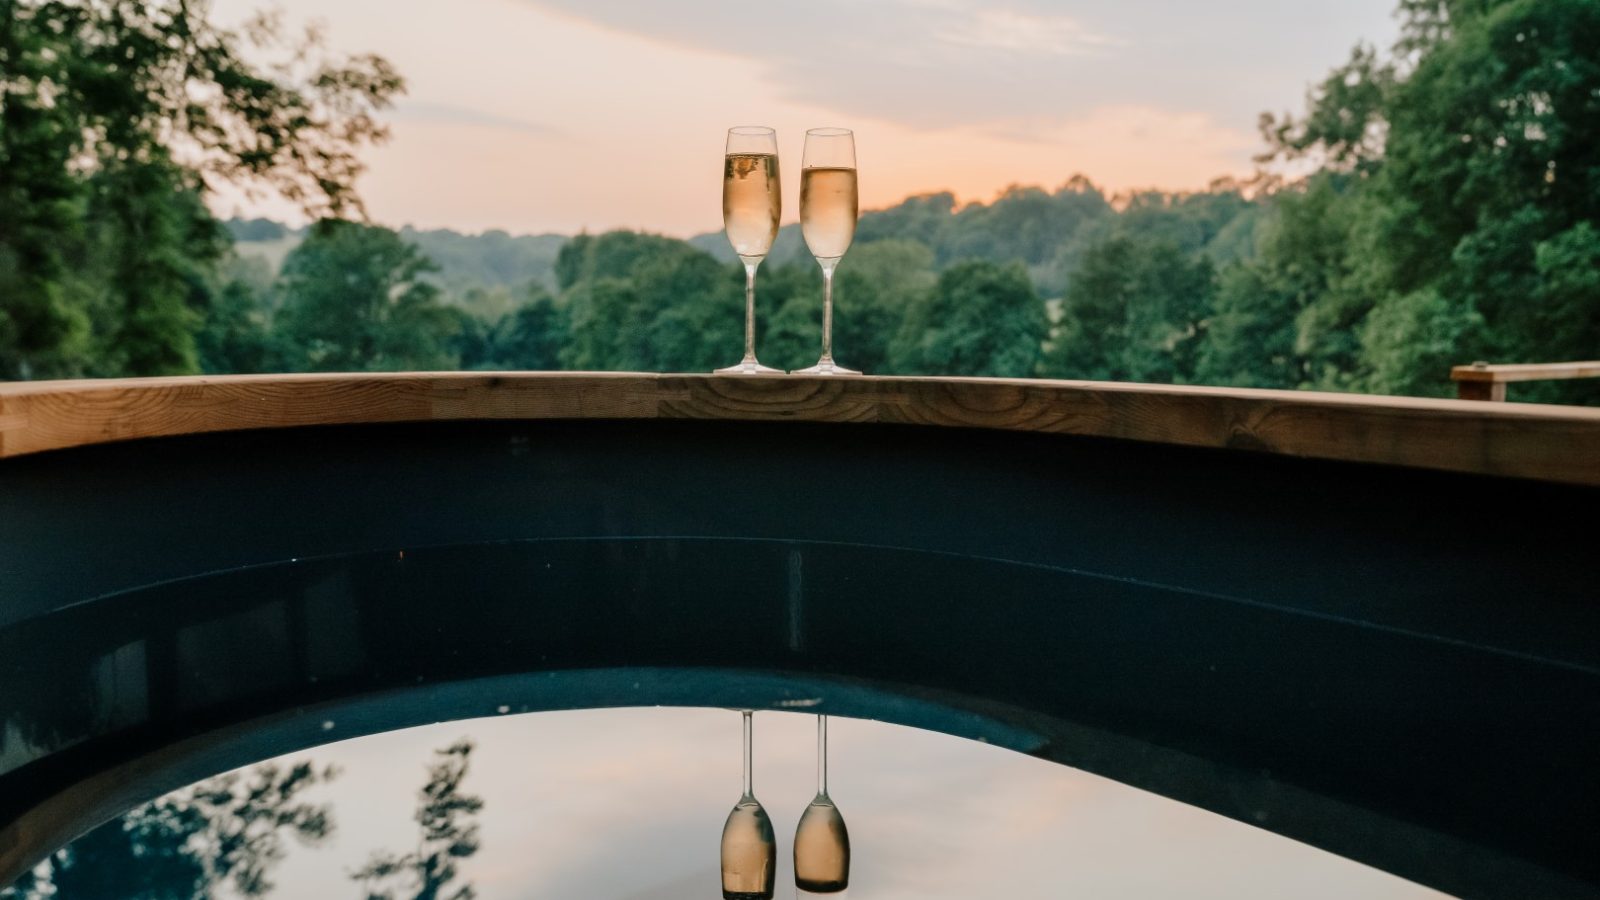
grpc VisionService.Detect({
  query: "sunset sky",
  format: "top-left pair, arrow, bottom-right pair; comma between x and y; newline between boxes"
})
207,0 -> 1397,237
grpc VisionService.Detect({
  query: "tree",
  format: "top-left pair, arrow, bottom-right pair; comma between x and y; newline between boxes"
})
275,220 -> 460,371
1364,0 -> 1600,399
634,248 -> 740,372
1259,43 -> 1394,173
557,231 -> 740,371
1196,175 -> 1367,389
890,260 -> 1046,377
852,192 -> 957,250
560,276 -> 648,371
940,182 -> 1111,269
1196,264 -> 1301,389
1249,0 -> 1600,400
4,760 -> 337,900
765,239 -> 937,374
353,740 -> 483,900
0,0 -> 402,379
1043,237 -> 1213,383
195,275 -> 278,375
498,291 -> 570,370
458,285 -> 570,371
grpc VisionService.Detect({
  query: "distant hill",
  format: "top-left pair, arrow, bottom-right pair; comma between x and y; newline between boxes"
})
226,178 -> 1260,311
689,223 -> 808,267
226,219 -> 568,318
686,181 -> 1259,296
399,225 -> 567,294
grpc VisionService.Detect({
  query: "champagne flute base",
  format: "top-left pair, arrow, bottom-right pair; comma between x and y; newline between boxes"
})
715,359 -> 785,375
793,359 -> 861,376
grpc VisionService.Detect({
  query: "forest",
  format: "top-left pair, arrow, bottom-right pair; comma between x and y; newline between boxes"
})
2,0 -> 1597,402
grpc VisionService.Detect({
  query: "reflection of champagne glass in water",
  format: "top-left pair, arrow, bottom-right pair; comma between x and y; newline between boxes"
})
722,711 -> 777,899
715,127 -> 784,375
795,128 -> 861,376
794,715 -> 850,895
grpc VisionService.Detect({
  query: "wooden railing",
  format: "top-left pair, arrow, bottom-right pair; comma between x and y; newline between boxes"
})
1451,360 -> 1600,401
4,372 -> 1600,484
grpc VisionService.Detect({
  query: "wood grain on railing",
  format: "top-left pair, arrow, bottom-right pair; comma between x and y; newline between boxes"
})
3,372 -> 1599,485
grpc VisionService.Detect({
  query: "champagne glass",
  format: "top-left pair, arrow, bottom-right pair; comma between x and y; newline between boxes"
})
795,128 -> 861,376
715,127 -> 785,375
721,710 -> 777,899
794,715 -> 851,896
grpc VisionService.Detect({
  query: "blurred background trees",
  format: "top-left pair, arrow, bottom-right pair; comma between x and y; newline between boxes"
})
0,0 -> 402,380
2,0 -> 1596,401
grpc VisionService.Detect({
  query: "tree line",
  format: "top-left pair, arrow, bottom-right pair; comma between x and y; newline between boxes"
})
3,0 -> 1596,402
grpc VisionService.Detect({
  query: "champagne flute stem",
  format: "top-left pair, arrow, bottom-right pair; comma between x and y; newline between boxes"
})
742,710 -> 754,798
817,714 -> 828,797
819,259 -> 838,364
741,261 -> 758,362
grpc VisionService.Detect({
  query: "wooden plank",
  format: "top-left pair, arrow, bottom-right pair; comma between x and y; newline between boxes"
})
3,372 -> 1600,485
1451,361 -> 1600,383
1458,380 -> 1508,402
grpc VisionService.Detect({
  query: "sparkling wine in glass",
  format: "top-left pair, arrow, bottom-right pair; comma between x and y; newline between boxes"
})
721,710 -> 777,899
794,714 -> 851,896
795,128 -> 861,376
715,127 -> 784,375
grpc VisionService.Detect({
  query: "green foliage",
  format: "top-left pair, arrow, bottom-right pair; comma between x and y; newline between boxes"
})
696,180 -> 1114,288
852,192 -> 959,249
8,0 -> 1598,402
1197,175 -> 1368,388
195,275 -> 279,375
1245,0 -> 1600,400
938,181 -> 1111,269
275,220 -> 459,371
455,285 -> 570,371
402,226 -> 567,294
557,231 -> 740,371
764,240 -> 938,373
84,158 -> 220,376
1360,287 -> 1484,396
0,0 -> 402,379
1516,222 -> 1600,403
1259,43 -> 1394,171
499,291 -> 571,370
890,260 -> 1046,377
1043,236 -> 1213,383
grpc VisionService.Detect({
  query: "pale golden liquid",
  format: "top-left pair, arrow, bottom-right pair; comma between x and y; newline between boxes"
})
723,153 -> 781,260
800,167 -> 858,260
721,797 -> 776,899
793,797 -> 850,892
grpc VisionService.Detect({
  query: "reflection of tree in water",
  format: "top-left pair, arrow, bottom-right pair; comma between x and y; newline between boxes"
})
4,739 -> 482,900
353,739 -> 483,900
2,761 -> 338,900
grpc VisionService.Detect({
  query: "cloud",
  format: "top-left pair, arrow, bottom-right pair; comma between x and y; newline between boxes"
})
936,8 -> 1124,56
393,100 -> 559,136
517,0 -> 1130,131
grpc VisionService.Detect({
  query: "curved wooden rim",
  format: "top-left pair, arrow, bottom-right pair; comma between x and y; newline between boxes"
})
3,372 -> 1599,485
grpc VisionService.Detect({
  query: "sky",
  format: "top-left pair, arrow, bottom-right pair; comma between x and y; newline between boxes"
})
223,707 -> 1445,899
205,0 -> 1399,237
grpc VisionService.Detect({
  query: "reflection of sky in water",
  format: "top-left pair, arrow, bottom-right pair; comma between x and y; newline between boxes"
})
132,708 -> 1450,899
